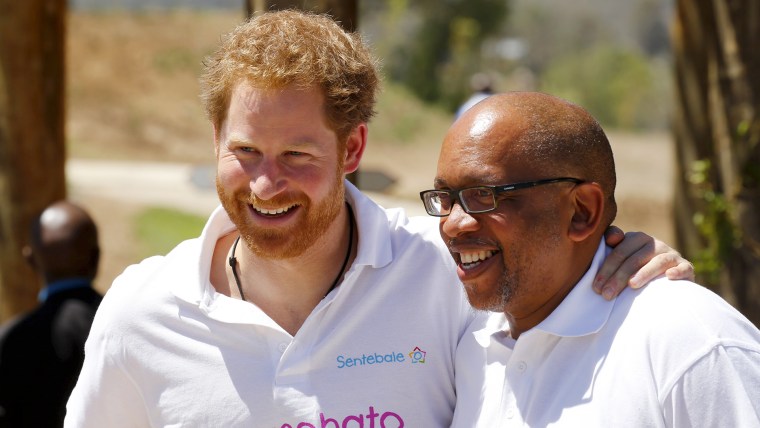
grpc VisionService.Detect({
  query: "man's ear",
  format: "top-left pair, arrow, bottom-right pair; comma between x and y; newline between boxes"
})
568,182 -> 605,242
22,245 -> 35,269
343,123 -> 368,174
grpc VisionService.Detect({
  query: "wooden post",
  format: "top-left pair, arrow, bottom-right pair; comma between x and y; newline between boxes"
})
246,0 -> 357,31
0,0 -> 67,322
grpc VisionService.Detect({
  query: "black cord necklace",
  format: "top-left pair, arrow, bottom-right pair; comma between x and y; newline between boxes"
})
228,203 -> 355,302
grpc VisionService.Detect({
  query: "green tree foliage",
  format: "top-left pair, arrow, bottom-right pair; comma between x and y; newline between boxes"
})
633,0 -> 670,57
374,0 -> 508,109
508,2 -> 611,76
540,45 -> 670,130
363,0 -> 673,129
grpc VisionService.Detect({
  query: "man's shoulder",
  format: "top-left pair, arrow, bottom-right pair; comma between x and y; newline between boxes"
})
633,278 -> 740,316
0,314 -> 33,354
117,237 -> 201,283
349,183 -> 440,239
616,278 -> 760,347
386,214 -> 450,261
86,239 -> 203,349
53,289 -> 102,323
99,237 -> 202,315
355,193 -> 446,254
394,213 -> 441,239
0,295 -> 66,343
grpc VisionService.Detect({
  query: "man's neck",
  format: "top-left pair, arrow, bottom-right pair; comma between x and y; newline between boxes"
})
212,205 -> 356,335
504,242 -> 599,340
504,278 -> 577,340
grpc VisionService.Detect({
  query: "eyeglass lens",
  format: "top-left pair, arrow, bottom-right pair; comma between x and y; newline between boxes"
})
460,188 -> 495,212
425,188 -> 495,215
425,193 -> 449,215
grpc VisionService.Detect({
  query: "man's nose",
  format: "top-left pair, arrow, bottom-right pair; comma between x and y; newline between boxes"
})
441,202 -> 479,238
249,159 -> 286,200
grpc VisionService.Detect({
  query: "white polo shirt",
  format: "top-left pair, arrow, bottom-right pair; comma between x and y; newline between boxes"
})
66,182 -> 481,427
452,240 -> 760,427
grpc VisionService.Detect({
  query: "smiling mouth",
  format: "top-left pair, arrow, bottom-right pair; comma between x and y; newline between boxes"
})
251,203 -> 298,217
458,250 -> 496,270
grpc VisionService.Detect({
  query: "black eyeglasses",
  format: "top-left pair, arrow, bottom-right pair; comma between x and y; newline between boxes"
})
419,177 -> 584,217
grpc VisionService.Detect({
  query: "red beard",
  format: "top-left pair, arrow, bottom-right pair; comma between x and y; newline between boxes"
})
217,173 -> 345,260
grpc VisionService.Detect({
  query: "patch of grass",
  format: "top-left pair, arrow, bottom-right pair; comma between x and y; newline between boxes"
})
135,207 -> 207,258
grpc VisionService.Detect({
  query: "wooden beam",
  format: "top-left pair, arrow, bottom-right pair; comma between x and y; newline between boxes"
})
0,0 -> 67,322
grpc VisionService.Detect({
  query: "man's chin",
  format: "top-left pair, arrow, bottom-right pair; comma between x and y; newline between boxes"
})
243,232 -> 307,260
463,282 -> 509,312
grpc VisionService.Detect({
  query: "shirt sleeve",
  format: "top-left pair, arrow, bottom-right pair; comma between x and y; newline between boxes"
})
63,261 -> 160,428
662,342 -> 760,427
64,321 -> 152,427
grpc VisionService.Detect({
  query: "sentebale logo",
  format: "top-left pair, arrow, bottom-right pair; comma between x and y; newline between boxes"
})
408,346 -> 426,364
336,346 -> 427,369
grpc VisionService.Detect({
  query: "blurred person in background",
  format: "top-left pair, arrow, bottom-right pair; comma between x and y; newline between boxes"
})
0,200 -> 102,428
455,72 -> 496,119
65,10 -> 692,427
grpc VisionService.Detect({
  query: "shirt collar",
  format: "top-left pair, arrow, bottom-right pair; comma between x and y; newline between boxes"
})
38,277 -> 92,302
344,180 -> 395,269
171,180 -> 399,309
532,238 -> 614,337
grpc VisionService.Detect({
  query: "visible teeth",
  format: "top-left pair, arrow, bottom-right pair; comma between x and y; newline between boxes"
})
460,250 -> 494,268
254,205 -> 294,215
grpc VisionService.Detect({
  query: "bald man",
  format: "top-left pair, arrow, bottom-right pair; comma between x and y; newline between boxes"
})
0,201 -> 102,428
417,92 -> 760,426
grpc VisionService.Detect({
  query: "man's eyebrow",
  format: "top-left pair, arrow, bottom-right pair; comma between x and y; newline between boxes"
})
224,137 -> 319,148
224,135 -> 251,145
287,139 -> 320,149
433,178 -> 448,188
434,175 -> 488,189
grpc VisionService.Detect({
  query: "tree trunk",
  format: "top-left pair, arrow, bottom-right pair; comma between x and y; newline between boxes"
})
247,0 -> 357,29
0,0 -> 67,322
672,0 -> 760,325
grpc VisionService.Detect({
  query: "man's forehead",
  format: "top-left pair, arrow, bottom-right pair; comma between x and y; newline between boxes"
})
467,110 -> 499,140
435,145 -> 513,188
437,117 -> 535,187
234,81 -> 323,106
222,80 -> 329,132
445,109 -> 526,157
